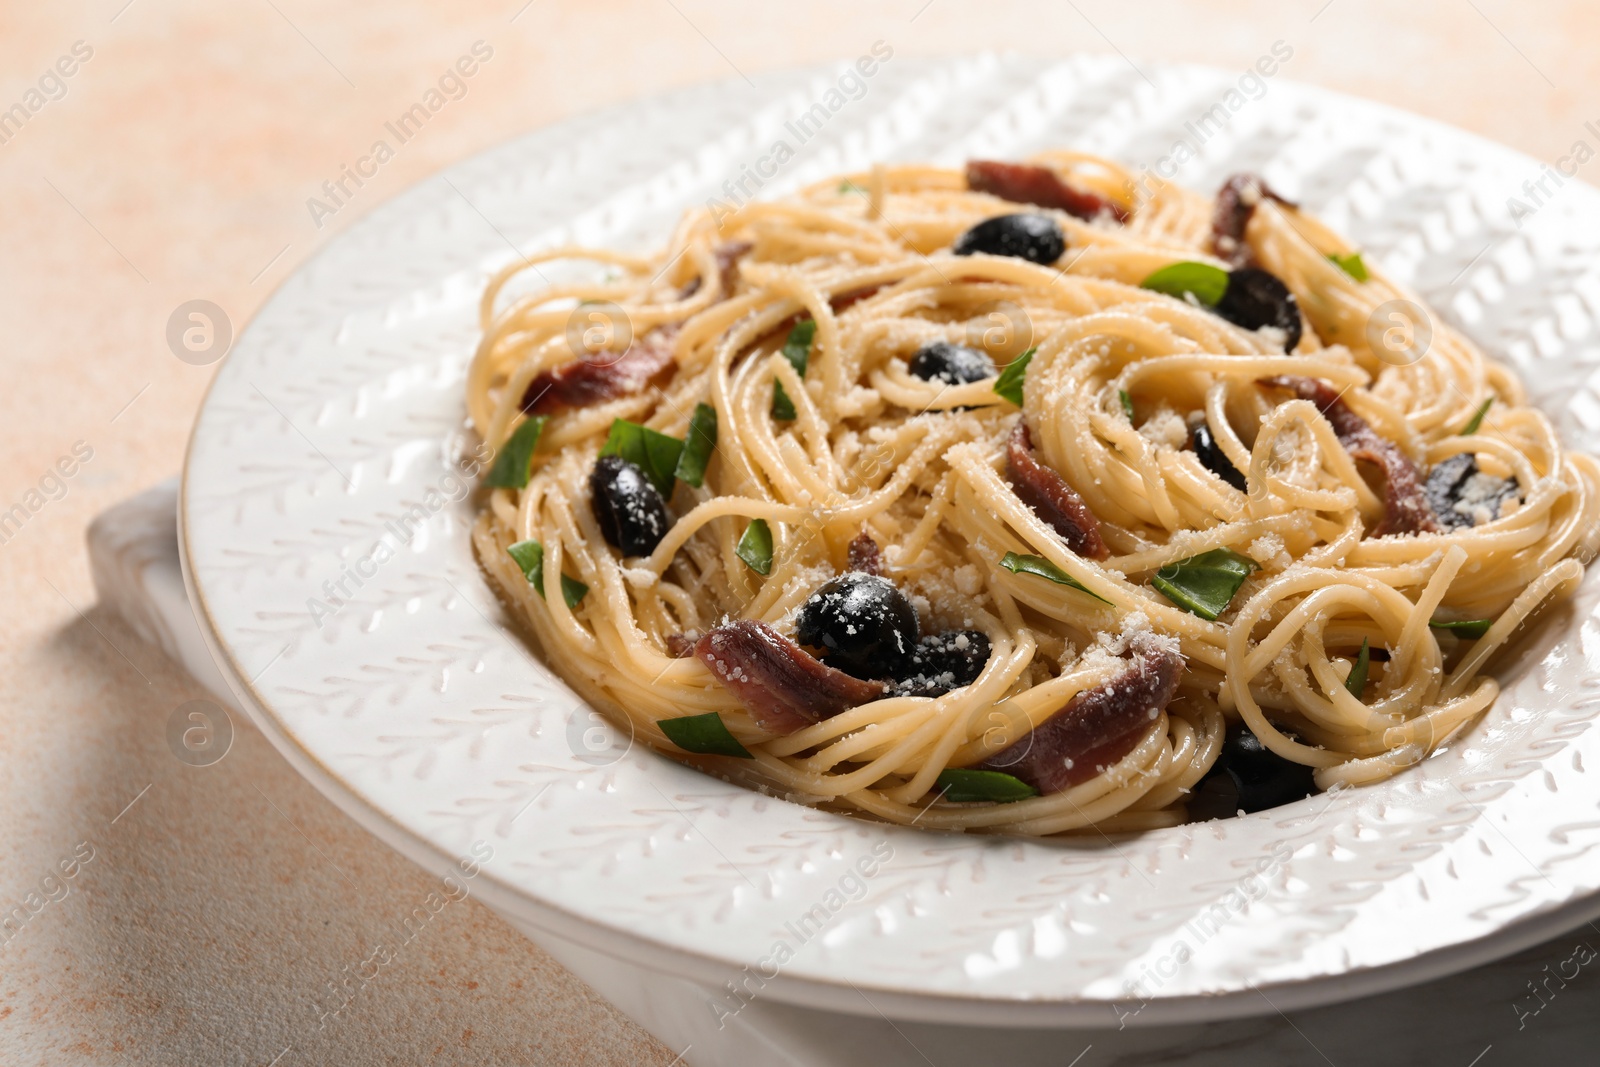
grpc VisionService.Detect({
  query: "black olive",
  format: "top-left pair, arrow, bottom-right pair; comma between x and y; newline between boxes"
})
889,631 -> 991,697
795,572 -> 920,679
952,213 -> 1065,265
908,341 -> 996,386
1191,421 -> 1246,491
1424,453 -> 1520,530
1194,726 -> 1316,817
590,455 -> 672,556
1214,268 -> 1303,352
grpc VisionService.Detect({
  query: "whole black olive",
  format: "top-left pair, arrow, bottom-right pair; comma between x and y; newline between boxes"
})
1194,726 -> 1316,817
952,213 -> 1066,265
795,572 -> 920,679
1424,453 -> 1520,530
590,455 -> 672,556
1191,421 -> 1247,491
908,340 -> 996,386
1215,268 -> 1303,352
889,630 -> 991,697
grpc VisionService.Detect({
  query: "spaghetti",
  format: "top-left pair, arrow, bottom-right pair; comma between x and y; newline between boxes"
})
466,151 -> 1600,835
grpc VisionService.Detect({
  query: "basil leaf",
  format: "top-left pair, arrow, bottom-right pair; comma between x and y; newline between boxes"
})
558,575 -> 589,609
783,318 -> 816,375
992,346 -> 1036,406
1150,547 -> 1257,620
1140,261 -> 1229,306
485,415 -> 548,489
674,403 -> 718,487
1119,388 -> 1135,420
998,552 -> 1110,603
1328,251 -> 1369,282
1430,617 -> 1493,639
599,418 -> 684,497
936,768 -> 1038,804
1344,638 -> 1370,699
735,518 -> 773,575
839,180 -> 864,194
772,382 -> 797,421
506,539 -> 587,608
772,319 -> 816,420
658,711 -> 753,758
1460,397 -> 1493,436
507,539 -> 544,584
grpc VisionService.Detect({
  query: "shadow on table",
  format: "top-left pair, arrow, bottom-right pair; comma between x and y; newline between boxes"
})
9,608 -> 678,1067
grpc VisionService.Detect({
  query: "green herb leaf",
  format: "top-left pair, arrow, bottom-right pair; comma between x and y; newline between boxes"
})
1140,261 -> 1230,306
506,539 -> 588,608
1328,251 -> 1369,282
1344,637 -> 1370,700
998,551 -> 1110,603
1119,388 -> 1135,420
558,575 -> 589,609
935,768 -> 1039,804
735,518 -> 773,575
992,346 -> 1036,406
1150,547 -> 1258,620
674,403 -> 718,487
485,416 -> 548,489
599,419 -> 684,497
782,319 -> 816,375
772,382 -> 797,421
507,539 -> 543,583
1460,397 -> 1493,436
771,319 -> 815,419
838,180 -> 864,194
658,712 -> 753,758
1430,617 -> 1493,639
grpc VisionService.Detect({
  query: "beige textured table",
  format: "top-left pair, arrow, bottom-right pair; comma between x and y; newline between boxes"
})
5,2 -> 1600,1063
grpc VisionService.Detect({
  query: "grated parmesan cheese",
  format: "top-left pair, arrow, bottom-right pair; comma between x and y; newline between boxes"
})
1138,404 -> 1189,449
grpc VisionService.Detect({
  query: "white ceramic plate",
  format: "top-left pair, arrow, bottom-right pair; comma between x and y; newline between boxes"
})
182,55 -> 1600,1027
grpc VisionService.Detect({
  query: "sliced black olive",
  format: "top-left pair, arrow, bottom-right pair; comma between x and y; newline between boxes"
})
590,455 -> 672,556
1194,726 -> 1316,817
1191,421 -> 1247,491
1424,453 -> 1520,530
795,572 -> 919,680
908,340 -> 996,386
888,631 -> 991,697
952,213 -> 1065,265
1215,268 -> 1302,352
1188,768 -> 1244,822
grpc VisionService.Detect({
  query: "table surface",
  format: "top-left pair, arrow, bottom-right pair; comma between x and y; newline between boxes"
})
6,2 -> 1600,1063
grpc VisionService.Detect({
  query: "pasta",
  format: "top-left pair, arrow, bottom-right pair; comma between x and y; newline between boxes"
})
466,151 -> 1600,835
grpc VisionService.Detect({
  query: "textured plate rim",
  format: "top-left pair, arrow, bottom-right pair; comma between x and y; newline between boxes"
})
174,568 -> 1600,1027
179,54 -> 1600,1027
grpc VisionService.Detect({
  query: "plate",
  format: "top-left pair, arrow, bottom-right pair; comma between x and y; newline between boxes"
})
181,54 -> 1600,1027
